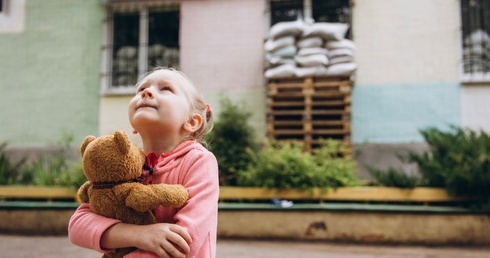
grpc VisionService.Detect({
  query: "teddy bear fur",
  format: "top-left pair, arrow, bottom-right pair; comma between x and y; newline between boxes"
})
77,130 -> 188,258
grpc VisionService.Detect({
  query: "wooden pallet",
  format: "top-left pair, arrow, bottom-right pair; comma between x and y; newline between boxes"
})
267,77 -> 352,152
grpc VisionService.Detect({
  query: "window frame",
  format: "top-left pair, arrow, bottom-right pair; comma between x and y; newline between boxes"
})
267,0 -> 351,37
459,0 -> 490,83
101,1 -> 180,95
0,0 -> 6,15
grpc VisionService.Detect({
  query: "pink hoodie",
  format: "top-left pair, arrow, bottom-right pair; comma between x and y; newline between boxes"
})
68,141 -> 219,258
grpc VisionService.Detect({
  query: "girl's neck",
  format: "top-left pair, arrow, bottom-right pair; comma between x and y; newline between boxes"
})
139,131 -> 189,155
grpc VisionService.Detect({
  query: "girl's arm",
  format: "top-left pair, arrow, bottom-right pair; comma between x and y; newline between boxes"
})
69,203 -> 191,258
68,203 -> 120,252
172,149 -> 220,257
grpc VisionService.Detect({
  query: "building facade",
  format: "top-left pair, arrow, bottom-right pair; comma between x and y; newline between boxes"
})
1,0 -> 488,176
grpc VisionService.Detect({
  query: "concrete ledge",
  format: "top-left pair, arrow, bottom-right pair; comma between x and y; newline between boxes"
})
218,205 -> 490,246
1,201 -> 488,246
218,203 -> 476,214
0,202 -> 76,235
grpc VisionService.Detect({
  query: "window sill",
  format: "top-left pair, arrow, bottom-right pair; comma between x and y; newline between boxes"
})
460,73 -> 490,84
100,87 -> 136,97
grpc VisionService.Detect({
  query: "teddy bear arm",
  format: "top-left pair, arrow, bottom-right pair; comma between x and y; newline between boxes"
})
77,181 -> 92,203
125,184 -> 188,212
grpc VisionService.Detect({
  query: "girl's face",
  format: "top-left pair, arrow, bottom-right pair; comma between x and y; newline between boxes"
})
128,70 -> 192,136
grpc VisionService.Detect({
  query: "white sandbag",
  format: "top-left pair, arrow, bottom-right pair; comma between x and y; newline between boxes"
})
265,63 -> 296,79
329,55 -> 354,65
163,48 -> 180,65
295,66 -> 328,78
325,39 -> 356,51
113,58 -> 137,73
295,54 -> 329,67
298,47 -> 329,56
117,46 -> 138,59
325,62 -> 357,77
148,44 -> 166,59
264,36 -> 296,52
464,29 -> 490,45
270,45 -> 297,58
302,22 -> 349,41
327,48 -> 355,59
297,37 -> 323,48
270,20 -> 305,39
267,55 -> 296,66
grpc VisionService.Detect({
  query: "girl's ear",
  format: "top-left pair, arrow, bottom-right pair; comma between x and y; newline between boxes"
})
183,113 -> 203,133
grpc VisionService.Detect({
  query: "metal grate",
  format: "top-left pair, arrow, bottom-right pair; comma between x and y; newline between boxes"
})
111,12 -> 139,87
270,0 -> 351,38
106,4 -> 180,89
0,0 -> 5,14
270,0 -> 303,26
312,0 -> 351,38
461,0 -> 490,75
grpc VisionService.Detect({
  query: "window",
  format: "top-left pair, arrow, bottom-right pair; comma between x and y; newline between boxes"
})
0,0 -> 24,33
269,0 -> 351,38
460,0 -> 490,82
270,0 -> 303,25
102,2 -> 180,94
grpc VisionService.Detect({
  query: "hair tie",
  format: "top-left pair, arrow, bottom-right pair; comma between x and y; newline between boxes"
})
206,104 -> 212,113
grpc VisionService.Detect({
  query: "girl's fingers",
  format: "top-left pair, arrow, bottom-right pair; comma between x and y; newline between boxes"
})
166,230 -> 190,254
170,224 -> 192,244
161,240 -> 185,258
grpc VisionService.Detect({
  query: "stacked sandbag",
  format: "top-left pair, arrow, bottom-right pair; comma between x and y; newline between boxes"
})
148,44 -> 180,70
113,46 -> 138,86
264,20 -> 357,79
462,29 -> 490,73
264,20 -> 303,79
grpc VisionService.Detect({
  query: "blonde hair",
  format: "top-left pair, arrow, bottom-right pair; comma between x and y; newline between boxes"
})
137,67 -> 213,143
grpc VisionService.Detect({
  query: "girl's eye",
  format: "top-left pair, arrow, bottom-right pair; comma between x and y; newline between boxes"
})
161,86 -> 172,92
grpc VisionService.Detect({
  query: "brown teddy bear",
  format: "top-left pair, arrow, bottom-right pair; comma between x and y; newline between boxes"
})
77,130 -> 188,258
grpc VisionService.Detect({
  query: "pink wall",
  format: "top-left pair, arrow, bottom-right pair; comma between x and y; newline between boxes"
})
180,0 -> 266,91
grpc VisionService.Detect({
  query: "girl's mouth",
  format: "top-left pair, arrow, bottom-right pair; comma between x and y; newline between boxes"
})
137,103 -> 158,110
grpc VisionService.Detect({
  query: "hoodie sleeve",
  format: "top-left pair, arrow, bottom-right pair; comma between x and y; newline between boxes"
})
175,148 -> 219,257
68,203 -> 121,253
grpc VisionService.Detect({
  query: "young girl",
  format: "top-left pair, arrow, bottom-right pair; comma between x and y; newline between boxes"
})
69,68 -> 219,258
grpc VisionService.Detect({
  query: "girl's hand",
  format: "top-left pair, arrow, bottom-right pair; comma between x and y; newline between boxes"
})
135,223 -> 192,258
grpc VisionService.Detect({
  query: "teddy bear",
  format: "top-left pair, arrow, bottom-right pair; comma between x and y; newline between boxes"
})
77,130 -> 189,258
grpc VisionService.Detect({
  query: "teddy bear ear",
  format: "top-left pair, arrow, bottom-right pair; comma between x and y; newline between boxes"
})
114,130 -> 131,154
80,136 -> 96,156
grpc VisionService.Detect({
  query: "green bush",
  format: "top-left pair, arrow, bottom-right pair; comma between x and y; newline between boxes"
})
407,126 -> 490,209
237,139 -> 359,190
206,98 -> 258,186
0,143 -> 29,185
0,132 -> 86,189
368,167 -> 419,188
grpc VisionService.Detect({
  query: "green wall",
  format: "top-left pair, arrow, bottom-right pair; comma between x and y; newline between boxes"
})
0,0 -> 104,148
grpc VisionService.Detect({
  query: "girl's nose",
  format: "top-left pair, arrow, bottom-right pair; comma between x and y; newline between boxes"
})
141,88 -> 154,98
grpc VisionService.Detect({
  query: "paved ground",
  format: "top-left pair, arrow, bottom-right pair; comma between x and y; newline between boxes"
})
0,235 -> 489,258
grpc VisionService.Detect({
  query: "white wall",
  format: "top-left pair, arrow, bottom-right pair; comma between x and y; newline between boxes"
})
461,85 -> 490,132
99,0 -> 268,144
353,0 -> 460,85
180,0 -> 267,140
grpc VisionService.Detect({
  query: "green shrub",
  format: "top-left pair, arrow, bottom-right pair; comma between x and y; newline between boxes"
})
407,126 -> 490,209
206,98 -> 258,186
0,143 -> 29,185
0,132 -> 86,189
237,139 -> 359,190
368,167 -> 419,188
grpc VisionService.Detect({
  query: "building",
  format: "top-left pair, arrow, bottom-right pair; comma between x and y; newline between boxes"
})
0,0 -> 488,176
